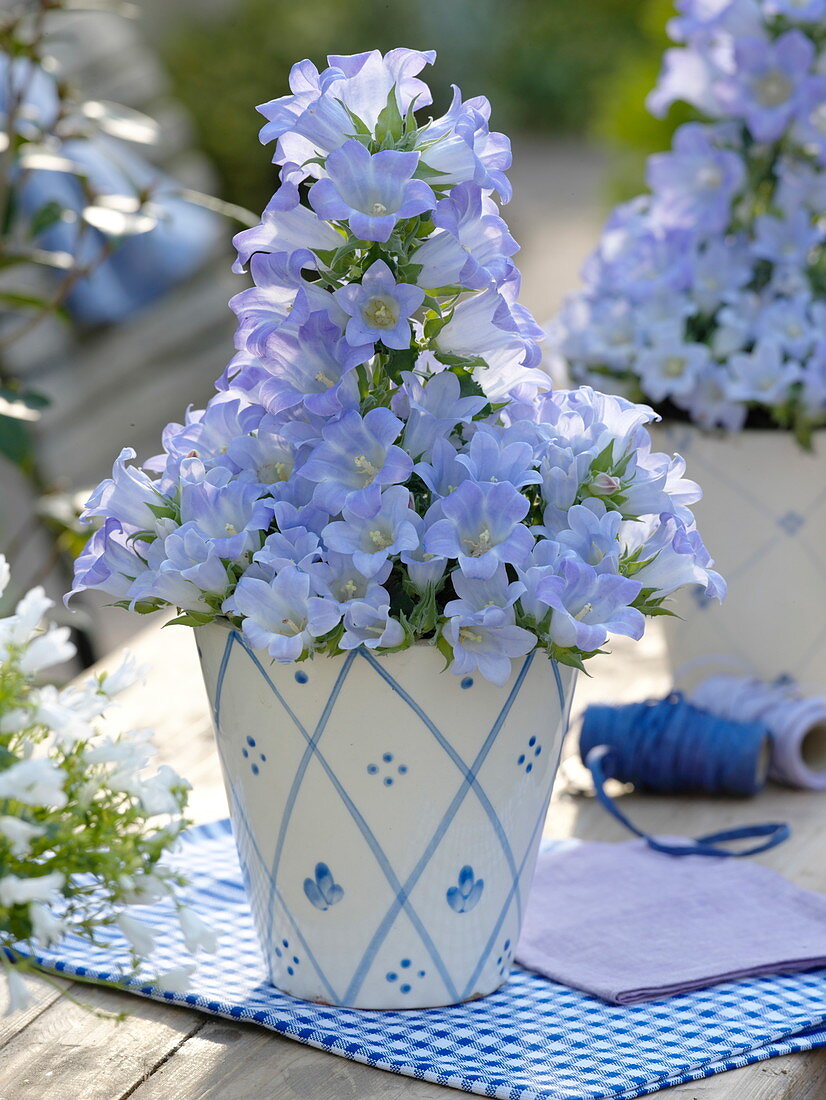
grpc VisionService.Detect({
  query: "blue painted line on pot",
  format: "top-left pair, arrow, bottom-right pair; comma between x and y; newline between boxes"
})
343,651 -> 535,1006
238,639 -> 356,972
357,649 -> 525,926
234,637 -> 460,1005
212,632 -> 342,1005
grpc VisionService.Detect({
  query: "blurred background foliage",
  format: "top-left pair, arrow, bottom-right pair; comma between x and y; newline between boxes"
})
163,0 -> 681,214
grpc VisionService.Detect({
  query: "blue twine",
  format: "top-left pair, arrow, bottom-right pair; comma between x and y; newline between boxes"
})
579,694 -> 790,858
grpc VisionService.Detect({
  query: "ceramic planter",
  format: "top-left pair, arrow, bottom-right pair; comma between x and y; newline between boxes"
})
654,424 -> 826,690
196,623 -> 576,1009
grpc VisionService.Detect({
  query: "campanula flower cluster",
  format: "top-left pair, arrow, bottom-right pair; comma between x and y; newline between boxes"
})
0,557 -> 213,1012
70,49 -> 722,684
552,1 -> 826,445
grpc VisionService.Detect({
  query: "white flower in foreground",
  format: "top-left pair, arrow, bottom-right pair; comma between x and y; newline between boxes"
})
0,871 -> 65,907
178,907 -> 218,954
5,586 -> 52,645
153,964 -> 195,994
29,904 -> 65,948
3,966 -> 30,1016
0,708 -> 31,734
98,651 -> 148,696
0,759 -> 67,808
0,554 -> 209,1014
116,912 -> 156,956
119,873 -> 169,906
86,727 -> 155,767
111,764 -> 189,817
19,626 -> 75,674
0,556 -> 9,600
0,816 -> 45,857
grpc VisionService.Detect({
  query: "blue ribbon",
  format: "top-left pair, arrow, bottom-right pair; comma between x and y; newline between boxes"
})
586,745 -> 790,857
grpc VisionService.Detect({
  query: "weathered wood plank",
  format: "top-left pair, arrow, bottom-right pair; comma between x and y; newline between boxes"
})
129,1017 -> 458,1100
0,971 -> 69,1049
664,1049 -> 826,1100
0,981 -> 204,1100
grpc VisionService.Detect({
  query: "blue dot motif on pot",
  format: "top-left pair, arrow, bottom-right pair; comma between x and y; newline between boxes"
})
241,735 -> 267,776
386,957 -> 426,994
517,735 -> 542,773
366,751 -> 407,786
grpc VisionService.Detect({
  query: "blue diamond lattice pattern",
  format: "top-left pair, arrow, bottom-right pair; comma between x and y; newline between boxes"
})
209,629 -> 572,1007
25,821 -> 826,1100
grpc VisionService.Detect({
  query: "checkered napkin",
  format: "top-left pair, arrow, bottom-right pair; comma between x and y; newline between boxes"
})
28,821 -> 826,1100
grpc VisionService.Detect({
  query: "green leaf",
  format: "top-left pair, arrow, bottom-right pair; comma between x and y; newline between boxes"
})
29,200 -> 65,237
0,291 -> 55,313
435,630 -> 454,670
0,387 -> 48,423
0,413 -> 34,468
165,611 -> 217,628
374,88 -> 404,146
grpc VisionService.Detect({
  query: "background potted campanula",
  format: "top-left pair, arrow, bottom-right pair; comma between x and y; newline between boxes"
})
550,0 -> 826,688
70,49 -> 722,1009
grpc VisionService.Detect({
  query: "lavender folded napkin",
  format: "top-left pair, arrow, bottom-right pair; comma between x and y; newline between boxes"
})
516,839 -> 826,1005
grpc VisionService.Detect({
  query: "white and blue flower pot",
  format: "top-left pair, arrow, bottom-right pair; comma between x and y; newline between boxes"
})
196,624 -> 576,1009
655,425 -> 826,690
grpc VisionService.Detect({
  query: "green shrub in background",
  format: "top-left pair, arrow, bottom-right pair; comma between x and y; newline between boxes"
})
590,0 -> 697,201
163,0 -> 656,212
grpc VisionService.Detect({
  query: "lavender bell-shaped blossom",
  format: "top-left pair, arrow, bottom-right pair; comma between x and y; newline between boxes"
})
67,519 -> 147,604
647,124 -> 745,233
727,340 -> 803,403
436,287 -> 545,401
300,407 -> 413,512
443,605 -> 535,687
309,140 -> 435,243
515,541 -> 564,626
554,501 -> 622,572
334,259 -> 424,350
413,86 -> 513,201
623,514 -> 725,601
223,566 -> 341,662
455,427 -> 541,490
254,527 -> 322,573
414,436 -> 471,498
412,182 -> 519,290
537,559 -> 644,652
716,31 -> 815,143
396,370 -> 487,459
178,460 -> 275,559
232,179 -> 341,272
82,448 -> 168,532
257,313 -> 369,416
752,209 -> 823,266
424,480 -> 534,579
258,50 -> 436,174
323,485 -> 419,577
339,590 -> 405,651
230,252 -> 330,361
227,417 -> 314,489
444,564 -> 525,618
400,513 -> 447,592
636,337 -> 712,403
159,522 -> 235,592
308,550 -> 391,606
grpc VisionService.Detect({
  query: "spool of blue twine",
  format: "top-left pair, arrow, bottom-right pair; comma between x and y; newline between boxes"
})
580,694 -> 772,797
579,694 -> 790,858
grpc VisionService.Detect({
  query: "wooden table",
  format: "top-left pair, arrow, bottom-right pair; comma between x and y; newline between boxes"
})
2,621 -> 824,1100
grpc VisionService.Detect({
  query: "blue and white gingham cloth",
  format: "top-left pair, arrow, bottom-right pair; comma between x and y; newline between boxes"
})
29,820 -> 826,1100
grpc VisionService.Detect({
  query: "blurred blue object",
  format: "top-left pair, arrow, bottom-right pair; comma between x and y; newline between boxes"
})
20,135 -> 222,325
